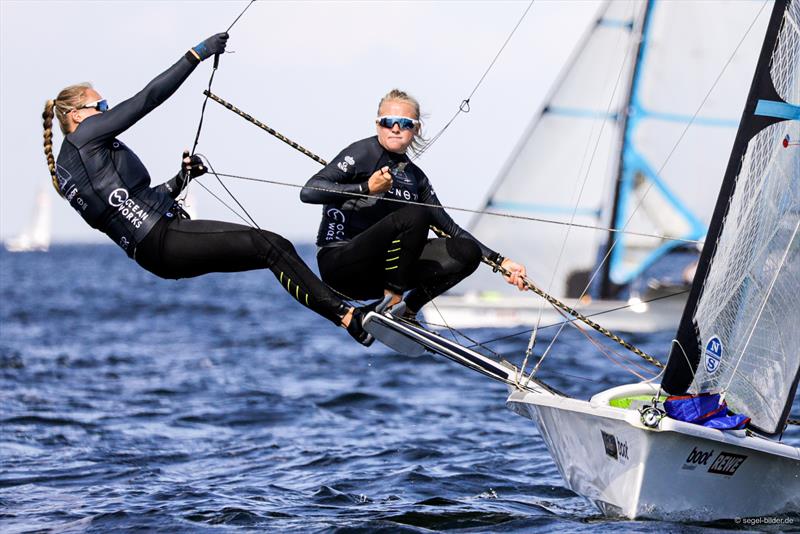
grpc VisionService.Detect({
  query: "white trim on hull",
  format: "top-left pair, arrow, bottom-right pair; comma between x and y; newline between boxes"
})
506,383 -> 800,520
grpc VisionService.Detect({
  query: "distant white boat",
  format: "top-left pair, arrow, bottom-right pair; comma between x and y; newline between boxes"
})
5,188 -> 51,252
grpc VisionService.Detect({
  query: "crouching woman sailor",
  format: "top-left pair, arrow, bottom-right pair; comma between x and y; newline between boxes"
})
42,32 -> 371,345
300,89 -> 528,324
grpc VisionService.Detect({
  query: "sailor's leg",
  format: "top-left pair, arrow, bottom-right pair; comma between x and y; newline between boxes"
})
136,218 -> 346,324
404,237 -> 482,313
318,205 -> 434,298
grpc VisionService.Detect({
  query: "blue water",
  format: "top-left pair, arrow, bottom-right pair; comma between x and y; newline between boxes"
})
1,245 -> 797,533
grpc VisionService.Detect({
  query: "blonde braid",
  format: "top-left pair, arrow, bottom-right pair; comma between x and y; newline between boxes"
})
44,82 -> 92,196
42,99 -> 60,195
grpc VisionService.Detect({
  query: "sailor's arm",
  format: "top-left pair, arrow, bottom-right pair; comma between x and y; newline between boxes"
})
154,151 -> 206,199
71,33 -> 228,145
420,176 -> 528,291
300,144 -> 377,204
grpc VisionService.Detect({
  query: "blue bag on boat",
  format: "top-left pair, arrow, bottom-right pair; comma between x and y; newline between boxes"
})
664,392 -> 750,430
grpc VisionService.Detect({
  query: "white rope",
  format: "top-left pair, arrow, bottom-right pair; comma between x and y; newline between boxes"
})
213,171 -> 702,245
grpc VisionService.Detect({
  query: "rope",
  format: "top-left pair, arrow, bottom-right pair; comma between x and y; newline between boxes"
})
414,0 -> 536,160
197,90 -> 663,369
190,1 -> 257,156
203,90 -> 327,164
428,226 -> 663,369
202,89 -> 702,244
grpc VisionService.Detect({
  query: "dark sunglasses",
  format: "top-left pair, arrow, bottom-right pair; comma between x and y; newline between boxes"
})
79,99 -> 109,112
376,116 -> 419,130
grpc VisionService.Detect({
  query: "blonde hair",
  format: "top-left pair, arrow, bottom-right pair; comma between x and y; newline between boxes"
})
43,83 -> 92,194
377,89 -> 428,156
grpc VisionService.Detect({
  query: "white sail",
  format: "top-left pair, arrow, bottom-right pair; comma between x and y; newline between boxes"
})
470,0 -> 644,297
468,0 -> 769,298
5,188 -> 51,252
687,1 -> 800,434
608,0 -> 771,287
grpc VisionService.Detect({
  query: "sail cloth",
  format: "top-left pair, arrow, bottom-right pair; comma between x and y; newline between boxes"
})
468,0 -> 644,298
605,0 -> 770,290
664,0 -> 800,436
468,0 -> 769,299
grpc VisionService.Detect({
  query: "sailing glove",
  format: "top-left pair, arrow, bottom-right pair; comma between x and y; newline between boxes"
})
181,150 -> 207,181
192,32 -> 229,61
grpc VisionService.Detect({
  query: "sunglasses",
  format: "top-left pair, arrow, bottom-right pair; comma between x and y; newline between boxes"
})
376,116 -> 419,130
79,99 -> 109,112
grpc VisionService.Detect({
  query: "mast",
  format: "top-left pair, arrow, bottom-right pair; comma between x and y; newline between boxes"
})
663,0 -> 798,436
599,0 -> 652,299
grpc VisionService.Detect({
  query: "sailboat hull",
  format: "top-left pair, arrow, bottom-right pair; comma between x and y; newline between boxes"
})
507,383 -> 800,520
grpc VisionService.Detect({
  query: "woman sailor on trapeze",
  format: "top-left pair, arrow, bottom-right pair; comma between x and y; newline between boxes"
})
42,32 -> 372,345
301,89 -> 528,333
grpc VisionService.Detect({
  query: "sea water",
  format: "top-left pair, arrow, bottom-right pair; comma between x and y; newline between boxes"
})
2,245 -> 798,532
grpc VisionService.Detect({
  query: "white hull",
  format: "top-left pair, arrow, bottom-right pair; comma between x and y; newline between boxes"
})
423,293 -> 686,333
507,382 -> 800,520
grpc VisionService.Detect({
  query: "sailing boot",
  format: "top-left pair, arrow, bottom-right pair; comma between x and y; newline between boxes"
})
345,306 -> 374,347
388,301 -> 423,329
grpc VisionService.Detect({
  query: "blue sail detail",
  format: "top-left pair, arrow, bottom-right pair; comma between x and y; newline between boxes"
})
754,99 -> 800,120
607,0 -> 707,286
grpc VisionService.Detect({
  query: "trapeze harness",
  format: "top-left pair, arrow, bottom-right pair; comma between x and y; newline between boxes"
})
54,51 -> 347,325
301,136 -> 504,311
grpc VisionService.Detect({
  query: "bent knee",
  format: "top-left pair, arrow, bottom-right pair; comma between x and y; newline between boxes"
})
252,229 -> 296,256
447,238 -> 482,272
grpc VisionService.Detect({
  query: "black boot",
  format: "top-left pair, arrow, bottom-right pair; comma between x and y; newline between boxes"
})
346,306 -> 374,347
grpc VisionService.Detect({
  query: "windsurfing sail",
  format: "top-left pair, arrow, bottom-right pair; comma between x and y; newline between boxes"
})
663,0 -> 800,437
468,0 -> 768,299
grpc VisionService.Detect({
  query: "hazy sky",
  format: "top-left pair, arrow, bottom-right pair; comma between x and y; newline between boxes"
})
0,0 -> 599,244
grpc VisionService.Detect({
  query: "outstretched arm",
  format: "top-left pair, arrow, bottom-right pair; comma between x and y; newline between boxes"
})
70,33 -> 228,145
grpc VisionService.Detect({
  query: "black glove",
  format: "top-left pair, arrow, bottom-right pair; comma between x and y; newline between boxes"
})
192,32 -> 229,61
181,150 -> 206,181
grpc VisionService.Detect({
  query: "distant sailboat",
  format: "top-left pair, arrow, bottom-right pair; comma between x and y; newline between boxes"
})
5,188 -> 51,252
424,0 -> 769,332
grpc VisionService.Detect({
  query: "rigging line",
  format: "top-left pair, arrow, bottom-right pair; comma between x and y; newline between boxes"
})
190,0 -> 257,157
422,288 -> 690,348
413,0 -> 535,160
531,0 -> 772,378
201,89 -> 702,244
428,225 -> 663,369
212,169 -> 701,245
197,153 -> 361,303
521,0 -> 639,378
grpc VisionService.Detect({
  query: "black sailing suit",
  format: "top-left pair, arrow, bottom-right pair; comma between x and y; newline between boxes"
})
55,51 -> 346,324
301,136 -> 501,312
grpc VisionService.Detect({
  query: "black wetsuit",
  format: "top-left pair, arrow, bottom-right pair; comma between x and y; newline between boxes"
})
301,136 -> 501,311
55,51 -> 346,324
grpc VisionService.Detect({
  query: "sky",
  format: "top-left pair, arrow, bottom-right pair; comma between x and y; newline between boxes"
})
0,0 -> 600,244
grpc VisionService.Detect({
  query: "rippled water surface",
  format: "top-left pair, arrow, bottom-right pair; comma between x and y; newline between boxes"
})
2,245 -> 798,533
